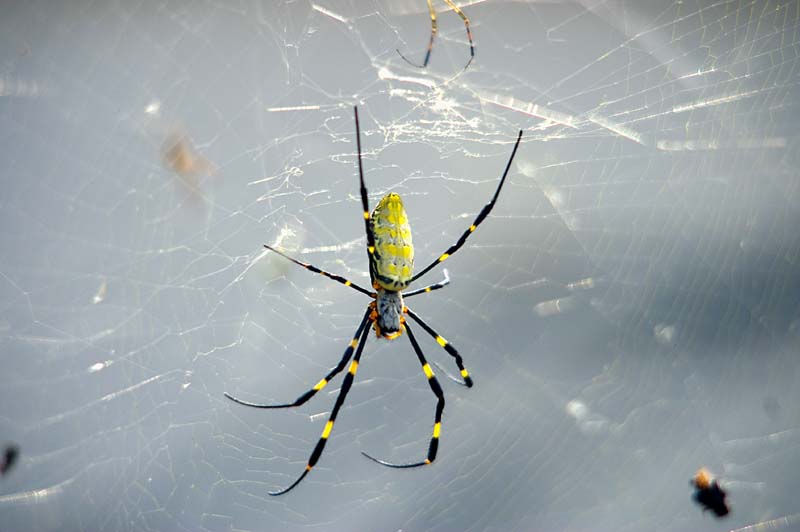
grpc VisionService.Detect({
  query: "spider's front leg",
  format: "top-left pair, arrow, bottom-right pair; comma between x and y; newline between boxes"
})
410,130 -> 523,284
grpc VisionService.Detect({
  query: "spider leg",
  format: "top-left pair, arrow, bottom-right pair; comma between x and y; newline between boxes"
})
411,130 -> 523,284
405,307 -> 472,387
403,269 -> 450,298
429,359 -> 464,387
224,307 -> 372,409
268,309 -> 373,495
362,321 -> 444,468
397,0 -> 474,70
354,107 -> 378,286
442,0 -> 475,70
397,0 -> 437,68
262,244 -> 374,297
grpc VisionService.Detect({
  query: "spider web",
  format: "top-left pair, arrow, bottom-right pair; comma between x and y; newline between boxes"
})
1,0 -> 799,531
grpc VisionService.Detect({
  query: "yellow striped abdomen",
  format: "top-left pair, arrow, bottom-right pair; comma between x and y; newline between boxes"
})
369,193 -> 414,290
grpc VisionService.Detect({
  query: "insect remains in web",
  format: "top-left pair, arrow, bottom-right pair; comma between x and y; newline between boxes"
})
0,444 -> 19,477
225,106 -> 523,495
398,0 -> 475,71
691,467 -> 730,517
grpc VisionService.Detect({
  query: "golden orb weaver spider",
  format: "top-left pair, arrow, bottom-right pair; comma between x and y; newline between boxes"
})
225,107 -> 523,495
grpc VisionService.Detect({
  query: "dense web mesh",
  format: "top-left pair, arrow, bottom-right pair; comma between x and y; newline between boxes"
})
1,1 -> 799,531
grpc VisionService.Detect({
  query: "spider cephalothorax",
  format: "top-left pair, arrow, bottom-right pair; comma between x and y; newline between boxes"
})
373,290 -> 405,338
225,106 -> 523,495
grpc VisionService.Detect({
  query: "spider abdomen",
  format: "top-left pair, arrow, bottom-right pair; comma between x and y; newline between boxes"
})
369,193 -> 414,291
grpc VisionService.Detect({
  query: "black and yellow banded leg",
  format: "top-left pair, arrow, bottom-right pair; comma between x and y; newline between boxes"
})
263,244 -> 374,297
397,0 -> 437,68
411,130 -> 523,284
397,0 -> 475,71
405,307 -> 472,387
269,313 -> 373,496
403,269 -> 450,298
224,307 -> 372,409
442,0 -> 475,70
353,107 -> 378,285
362,322 -> 444,468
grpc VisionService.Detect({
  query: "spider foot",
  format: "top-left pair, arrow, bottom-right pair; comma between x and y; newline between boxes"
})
361,451 -> 429,469
396,48 -> 429,69
268,468 -> 310,496
224,391 -> 294,409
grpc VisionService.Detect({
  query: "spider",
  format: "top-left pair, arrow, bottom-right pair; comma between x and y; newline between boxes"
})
398,0 -> 474,70
225,107 -> 523,495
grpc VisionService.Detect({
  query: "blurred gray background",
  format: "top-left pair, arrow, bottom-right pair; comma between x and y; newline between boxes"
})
1,0 -> 799,531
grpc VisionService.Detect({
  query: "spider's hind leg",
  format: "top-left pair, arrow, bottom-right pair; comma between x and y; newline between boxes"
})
397,0 -> 437,68
405,307 -> 472,387
224,307 -> 372,410
267,307 -> 374,495
362,321 -> 444,468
